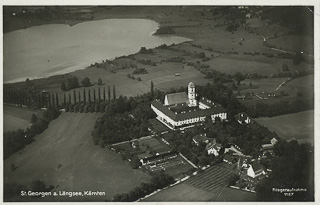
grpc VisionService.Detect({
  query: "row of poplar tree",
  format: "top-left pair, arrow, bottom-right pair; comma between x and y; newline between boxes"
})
3,85 -> 117,113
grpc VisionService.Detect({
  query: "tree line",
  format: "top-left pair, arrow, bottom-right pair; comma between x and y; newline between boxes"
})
256,139 -> 314,201
3,85 -> 116,113
4,106 -> 60,159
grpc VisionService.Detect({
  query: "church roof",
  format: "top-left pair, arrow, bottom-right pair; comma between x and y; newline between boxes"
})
188,82 -> 195,88
165,92 -> 188,105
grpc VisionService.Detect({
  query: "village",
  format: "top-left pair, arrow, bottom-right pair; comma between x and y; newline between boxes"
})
109,81 -> 278,195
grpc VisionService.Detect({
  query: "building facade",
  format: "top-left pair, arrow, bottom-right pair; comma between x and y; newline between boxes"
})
151,82 -> 227,130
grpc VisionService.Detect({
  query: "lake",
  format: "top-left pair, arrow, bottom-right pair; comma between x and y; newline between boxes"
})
3,19 -> 191,83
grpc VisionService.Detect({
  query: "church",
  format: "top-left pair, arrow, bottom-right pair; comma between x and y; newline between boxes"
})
151,82 -> 227,130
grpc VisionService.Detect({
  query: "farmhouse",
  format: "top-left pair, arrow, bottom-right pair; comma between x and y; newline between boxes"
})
247,162 -> 266,179
151,82 -> 227,130
192,133 -> 211,145
206,141 -> 222,156
234,112 -> 251,125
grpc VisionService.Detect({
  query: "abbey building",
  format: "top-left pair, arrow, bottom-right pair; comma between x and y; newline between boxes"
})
151,82 -> 227,130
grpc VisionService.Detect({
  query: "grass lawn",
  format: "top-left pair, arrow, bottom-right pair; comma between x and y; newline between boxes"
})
254,110 -> 314,145
3,104 -> 42,132
4,112 -> 151,202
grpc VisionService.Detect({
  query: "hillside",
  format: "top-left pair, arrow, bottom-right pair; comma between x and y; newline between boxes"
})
4,112 -> 151,201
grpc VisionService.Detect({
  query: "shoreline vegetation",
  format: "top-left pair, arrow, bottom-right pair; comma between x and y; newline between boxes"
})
3,6 -> 315,202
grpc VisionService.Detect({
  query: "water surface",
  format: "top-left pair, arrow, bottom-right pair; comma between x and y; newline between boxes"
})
4,19 -> 191,83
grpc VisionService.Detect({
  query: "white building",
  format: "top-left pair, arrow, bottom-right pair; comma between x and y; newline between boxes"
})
151,82 -> 227,130
247,162 -> 266,178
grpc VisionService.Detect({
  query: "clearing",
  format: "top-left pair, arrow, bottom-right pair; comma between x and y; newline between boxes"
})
4,112 -> 151,201
3,104 -> 41,132
255,110 -> 314,145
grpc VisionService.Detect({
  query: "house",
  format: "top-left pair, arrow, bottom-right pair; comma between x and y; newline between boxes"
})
271,137 -> 278,145
247,162 -> 266,179
192,133 -> 212,145
223,154 -> 235,164
234,112 -> 251,125
206,141 -> 222,156
140,151 -> 177,166
225,144 -> 243,156
261,137 -> 278,155
151,82 -> 227,130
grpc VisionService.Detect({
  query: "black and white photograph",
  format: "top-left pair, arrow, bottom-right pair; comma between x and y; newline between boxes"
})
1,0 -> 319,203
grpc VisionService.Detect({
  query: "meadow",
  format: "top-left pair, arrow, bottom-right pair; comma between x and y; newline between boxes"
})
4,112 -> 151,201
3,104 -> 41,132
255,110 -> 314,145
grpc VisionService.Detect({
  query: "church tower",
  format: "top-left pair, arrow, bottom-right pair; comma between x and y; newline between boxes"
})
188,82 -> 197,107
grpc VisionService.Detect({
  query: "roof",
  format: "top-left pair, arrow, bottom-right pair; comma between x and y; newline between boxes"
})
141,151 -> 177,162
151,100 -> 226,122
193,134 -> 211,144
251,162 -> 264,173
188,82 -> 195,88
165,92 -> 188,105
206,142 -> 221,151
223,154 -> 234,162
234,112 -> 249,121
261,144 -> 274,150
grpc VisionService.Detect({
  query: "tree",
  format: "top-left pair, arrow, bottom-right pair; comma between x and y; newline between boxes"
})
103,87 -> 106,102
73,90 -> 76,104
98,78 -> 103,85
113,85 -> 116,102
151,81 -> 154,98
88,89 -> 91,105
234,72 -> 245,85
98,87 -> 101,102
61,82 -> 67,91
63,93 -> 66,106
137,77 -> 142,81
83,89 -> 86,103
55,93 -> 59,108
31,114 -> 38,124
81,77 -> 91,87
108,85 -> 111,103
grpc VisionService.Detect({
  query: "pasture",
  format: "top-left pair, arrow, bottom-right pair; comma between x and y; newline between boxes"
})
4,112 -> 151,201
255,110 -> 314,145
267,34 -> 314,54
3,104 -> 41,132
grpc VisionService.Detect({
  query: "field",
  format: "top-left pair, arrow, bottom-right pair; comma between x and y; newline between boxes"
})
4,112 -> 151,201
3,104 -> 41,132
186,164 -> 234,192
144,163 -> 252,201
255,110 -> 314,145
143,183 -> 215,202
113,136 -> 194,179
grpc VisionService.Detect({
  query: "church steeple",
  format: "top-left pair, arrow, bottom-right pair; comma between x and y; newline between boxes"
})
188,82 -> 197,107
